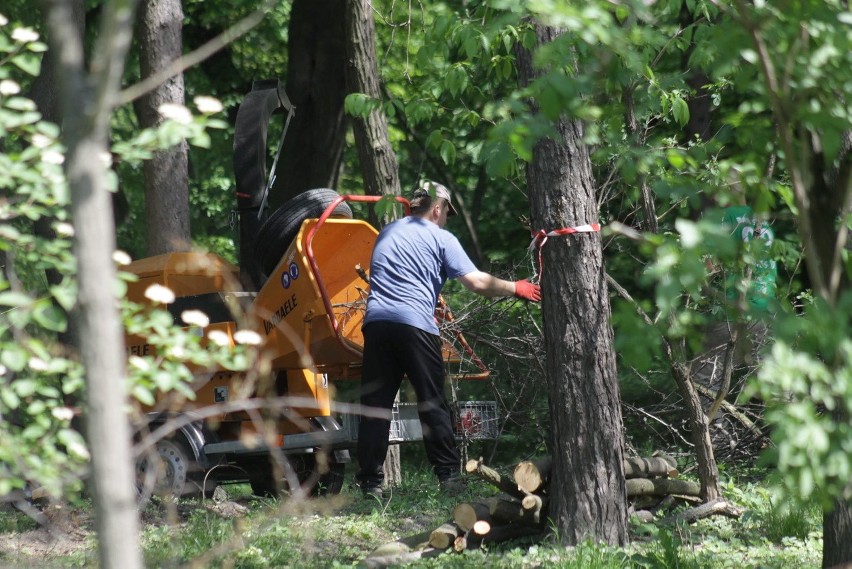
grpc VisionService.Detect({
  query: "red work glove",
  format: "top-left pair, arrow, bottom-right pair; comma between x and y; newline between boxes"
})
514,280 -> 541,302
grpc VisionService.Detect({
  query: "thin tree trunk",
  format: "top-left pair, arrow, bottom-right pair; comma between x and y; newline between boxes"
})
134,0 -> 190,255
517,22 -> 627,546
39,1 -> 143,568
344,0 -> 403,485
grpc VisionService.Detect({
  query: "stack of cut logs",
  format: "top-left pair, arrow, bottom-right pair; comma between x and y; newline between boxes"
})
362,453 -> 707,568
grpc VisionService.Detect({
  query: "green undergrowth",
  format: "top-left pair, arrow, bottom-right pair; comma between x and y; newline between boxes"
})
0,468 -> 822,568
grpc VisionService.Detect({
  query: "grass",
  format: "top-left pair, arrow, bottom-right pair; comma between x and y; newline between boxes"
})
0,467 -> 823,568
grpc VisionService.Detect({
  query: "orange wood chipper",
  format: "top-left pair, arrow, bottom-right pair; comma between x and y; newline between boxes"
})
126,80 -> 495,499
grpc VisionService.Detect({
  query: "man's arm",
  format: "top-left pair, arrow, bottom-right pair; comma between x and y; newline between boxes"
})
457,271 -> 541,301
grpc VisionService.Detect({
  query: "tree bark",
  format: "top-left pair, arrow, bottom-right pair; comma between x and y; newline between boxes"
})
270,0 -> 347,210
39,1 -> 143,568
344,0 -> 400,199
517,22 -> 628,546
344,0 -> 403,485
134,0 -> 190,255
824,504 -> 852,568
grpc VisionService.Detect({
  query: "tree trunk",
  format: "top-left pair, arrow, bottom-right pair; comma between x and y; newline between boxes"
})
824,501 -> 852,567
517,22 -> 628,546
344,0 -> 400,199
270,0 -> 347,210
134,0 -> 190,255
344,0 -> 403,486
39,1 -> 143,568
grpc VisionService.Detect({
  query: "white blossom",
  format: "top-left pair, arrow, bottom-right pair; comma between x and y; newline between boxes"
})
181,309 -> 210,328
0,80 -> 20,95
0,14 -> 8,26
31,133 -> 52,148
194,96 -> 223,114
233,329 -> 262,346
42,150 -> 65,165
12,27 -> 39,43
207,330 -> 231,347
55,222 -> 75,237
144,283 -> 176,304
29,357 -> 49,371
112,250 -> 132,265
128,356 -> 150,371
158,103 -> 193,125
52,407 -> 76,421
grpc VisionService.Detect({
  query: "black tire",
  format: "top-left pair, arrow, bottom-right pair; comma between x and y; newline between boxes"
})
136,433 -> 211,502
254,188 -> 353,277
248,453 -> 345,498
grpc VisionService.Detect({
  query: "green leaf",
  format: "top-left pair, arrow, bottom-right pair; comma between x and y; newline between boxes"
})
32,302 -> 67,332
1,388 -> 20,410
0,291 -> 32,307
439,140 -> 456,166
671,96 -> 690,126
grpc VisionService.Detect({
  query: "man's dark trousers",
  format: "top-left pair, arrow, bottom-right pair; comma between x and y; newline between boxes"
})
356,321 -> 459,488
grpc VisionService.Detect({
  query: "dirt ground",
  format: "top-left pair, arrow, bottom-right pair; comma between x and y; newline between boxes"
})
0,502 -> 94,565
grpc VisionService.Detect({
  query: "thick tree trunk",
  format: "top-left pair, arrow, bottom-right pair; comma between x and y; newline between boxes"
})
134,0 -> 190,255
40,1 -> 143,568
824,502 -> 852,567
270,0 -> 347,210
517,23 -> 628,546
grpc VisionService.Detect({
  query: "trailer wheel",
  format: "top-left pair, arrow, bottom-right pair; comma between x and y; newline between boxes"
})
136,434 -> 213,502
254,188 -> 353,278
248,454 -> 345,498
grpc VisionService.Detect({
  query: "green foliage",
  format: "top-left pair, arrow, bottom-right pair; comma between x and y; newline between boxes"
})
0,17 -> 249,499
745,294 -> 852,508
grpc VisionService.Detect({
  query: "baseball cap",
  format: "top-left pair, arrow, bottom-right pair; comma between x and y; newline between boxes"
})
415,181 -> 457,216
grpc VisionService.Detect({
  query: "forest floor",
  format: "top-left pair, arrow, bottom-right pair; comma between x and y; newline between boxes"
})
0,467 -> 823,568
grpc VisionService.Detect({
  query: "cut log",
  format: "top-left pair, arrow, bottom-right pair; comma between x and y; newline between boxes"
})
366,529 -> 431,558
452,502 -> 491,532
428,522 -> 461,550
473,520 -> 491,536
631,509 -> 655,523
513,458 -> 552,494
623,456 -> 678,479
453,535 -> 467,553
361,547 -> 442,568
457,522 -> 546,551
465,458 -> 527,500
659,498 -> 744,524
626,478 -> 700,497
486,496 -> 541,527
521,494 -> 547,525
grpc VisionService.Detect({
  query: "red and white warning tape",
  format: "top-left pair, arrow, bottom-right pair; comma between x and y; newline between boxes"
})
528,223 -> 602,282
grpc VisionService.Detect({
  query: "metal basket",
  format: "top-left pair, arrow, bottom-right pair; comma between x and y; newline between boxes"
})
451,401 -> 499,440
343,400 -> 499,443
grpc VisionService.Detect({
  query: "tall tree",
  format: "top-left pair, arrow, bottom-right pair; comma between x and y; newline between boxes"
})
269,0 -> 347,209
134,0 -> 190,255
517,22 -> 627,545
38,0 -> 143,567
344,0 -> 402,485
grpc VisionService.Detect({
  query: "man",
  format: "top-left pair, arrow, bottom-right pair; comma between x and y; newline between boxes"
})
356,181 -> 541,498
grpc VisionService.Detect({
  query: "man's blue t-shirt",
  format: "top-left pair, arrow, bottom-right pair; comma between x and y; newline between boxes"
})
364,216 -> 478,335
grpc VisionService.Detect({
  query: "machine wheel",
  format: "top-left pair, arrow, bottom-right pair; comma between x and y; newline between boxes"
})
254,188 -> 353,277
136,435 -> 211,501
248,453 -> 345,498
